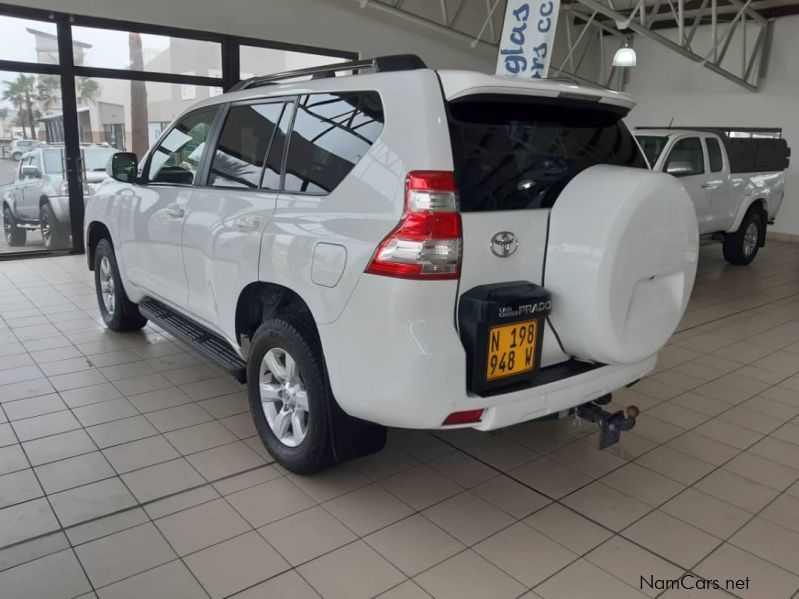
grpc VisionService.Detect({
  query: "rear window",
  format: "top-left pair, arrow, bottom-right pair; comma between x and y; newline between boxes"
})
448,96 -> 646,212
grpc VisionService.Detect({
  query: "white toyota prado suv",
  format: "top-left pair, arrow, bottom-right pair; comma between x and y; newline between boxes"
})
85,55 -> 699,473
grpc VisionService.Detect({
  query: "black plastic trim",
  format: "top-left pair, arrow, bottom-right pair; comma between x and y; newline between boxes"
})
139,299 -> 247,382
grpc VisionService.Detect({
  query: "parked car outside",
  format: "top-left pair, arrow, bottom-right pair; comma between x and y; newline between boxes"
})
2,145 -> 116,248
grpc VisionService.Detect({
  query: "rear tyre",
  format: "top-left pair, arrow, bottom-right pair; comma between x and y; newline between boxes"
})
247,318 -> 336,474
94,238 -> 148,331
40,202 -> 70,250
723,209 -> 763,265
3,206 -> 26,247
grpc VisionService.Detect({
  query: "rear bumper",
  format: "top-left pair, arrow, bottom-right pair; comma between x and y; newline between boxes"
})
318,275 -> 656,430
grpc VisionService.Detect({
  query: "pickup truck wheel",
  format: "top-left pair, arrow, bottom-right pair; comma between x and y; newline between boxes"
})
11,152 -> 21,161
94,239 -> 148,331
248,318 -> 335,474
3,206 -> 26,247
723,210 -> 763,265
40,203 -> 69,250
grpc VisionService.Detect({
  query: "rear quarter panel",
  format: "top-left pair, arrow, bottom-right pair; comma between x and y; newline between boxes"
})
259,70 -> 455,326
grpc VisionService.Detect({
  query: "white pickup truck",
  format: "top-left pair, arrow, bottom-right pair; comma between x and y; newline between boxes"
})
635,128 -> 790,264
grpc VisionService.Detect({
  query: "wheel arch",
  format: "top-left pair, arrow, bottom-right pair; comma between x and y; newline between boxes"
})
235,282 -> 320,349
85,221 -> 112,271
730,196 -> 768,235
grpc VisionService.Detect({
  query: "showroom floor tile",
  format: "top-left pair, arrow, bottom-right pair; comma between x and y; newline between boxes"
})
0,242 -> 799,597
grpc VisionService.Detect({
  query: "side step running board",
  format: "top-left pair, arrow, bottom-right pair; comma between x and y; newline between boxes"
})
139,300 -> 247,383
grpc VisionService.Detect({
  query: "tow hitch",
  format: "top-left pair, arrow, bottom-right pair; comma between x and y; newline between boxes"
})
576,394 -> 640,450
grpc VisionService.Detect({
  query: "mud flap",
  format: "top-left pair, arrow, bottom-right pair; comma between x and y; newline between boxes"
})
328,397 -> 387,463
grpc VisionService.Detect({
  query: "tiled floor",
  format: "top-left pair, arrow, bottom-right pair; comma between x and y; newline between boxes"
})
0,241 -> 799,599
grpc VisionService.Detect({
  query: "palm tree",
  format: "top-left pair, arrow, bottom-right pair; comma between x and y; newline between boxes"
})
2,74 -> 39,139
129,32 -> 149,156
76,77 -> 100,105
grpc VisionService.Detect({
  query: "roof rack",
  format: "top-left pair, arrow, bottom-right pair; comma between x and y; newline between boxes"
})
230,54 -> 427,91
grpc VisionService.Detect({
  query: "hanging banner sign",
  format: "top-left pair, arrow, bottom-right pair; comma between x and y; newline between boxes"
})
495,0 -> 561,79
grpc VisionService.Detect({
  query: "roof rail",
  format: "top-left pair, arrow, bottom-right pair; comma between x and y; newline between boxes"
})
229,54 -> 427,91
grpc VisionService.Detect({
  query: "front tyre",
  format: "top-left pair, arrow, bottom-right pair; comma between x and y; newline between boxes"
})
723,209 -> 763,265
94,239 -> 147,331
248,318 -> 335,474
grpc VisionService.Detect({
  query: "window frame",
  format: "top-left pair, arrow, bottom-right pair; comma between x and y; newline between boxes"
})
665,136 -> 706,177
201,95 -> 298,192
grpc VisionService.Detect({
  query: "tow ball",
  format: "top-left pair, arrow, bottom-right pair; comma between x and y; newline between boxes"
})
576,394 -> 640,450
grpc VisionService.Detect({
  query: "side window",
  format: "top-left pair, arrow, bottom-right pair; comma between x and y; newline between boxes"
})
208,101 -> 290,190
665,137 -> 704,177
147,109 -> 216,185
706,138 -> 723,173
283,92 -> 384,194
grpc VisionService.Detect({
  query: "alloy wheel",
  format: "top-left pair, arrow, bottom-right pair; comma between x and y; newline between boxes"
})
258,347 -> 309,447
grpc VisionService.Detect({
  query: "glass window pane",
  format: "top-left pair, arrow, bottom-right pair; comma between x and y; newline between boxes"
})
208,102 -> 289,189
71,78 -> 214,154
147,110 -> 216,184
71,26 -> 222,77
0,16 -> 59,63
283,92 -> 384,194
666,137 -> 705,176
0,69 -> 65,254
239,46 -> 346,79
706,138 -> 723,172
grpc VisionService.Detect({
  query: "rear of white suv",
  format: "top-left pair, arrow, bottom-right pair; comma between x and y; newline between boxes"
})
85,57 -> 698,473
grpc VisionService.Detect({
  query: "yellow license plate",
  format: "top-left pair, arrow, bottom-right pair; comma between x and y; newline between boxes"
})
486,320 -> 538,381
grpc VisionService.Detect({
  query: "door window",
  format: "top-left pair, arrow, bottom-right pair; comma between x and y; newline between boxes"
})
665,137 -> 705,177
207,101 -> 291,190
147,109 -> 216,184
283,92 -> 384,194
705,138 -> 723,173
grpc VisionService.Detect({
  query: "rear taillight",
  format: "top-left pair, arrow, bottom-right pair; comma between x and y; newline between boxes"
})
58,181 -> 69,196
365,171 -> 461,280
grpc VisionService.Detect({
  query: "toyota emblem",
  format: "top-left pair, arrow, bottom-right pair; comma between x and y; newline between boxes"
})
490,231 -> 519,258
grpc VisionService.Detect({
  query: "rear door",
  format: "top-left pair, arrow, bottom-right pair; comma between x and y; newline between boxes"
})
182,98 -> 292,329
703,135 -> 734,229
448,94 -> 647,369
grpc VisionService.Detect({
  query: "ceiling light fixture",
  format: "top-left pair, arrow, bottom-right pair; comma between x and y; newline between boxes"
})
613,34 -> 637,67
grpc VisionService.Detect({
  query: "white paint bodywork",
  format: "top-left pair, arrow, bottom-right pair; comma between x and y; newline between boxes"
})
85,69 -> 696,430
636,129 -> 786,235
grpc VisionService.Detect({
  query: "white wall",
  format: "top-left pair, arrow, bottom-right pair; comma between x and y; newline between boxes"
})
617,15 -> 799,235
2,0 -> 497,71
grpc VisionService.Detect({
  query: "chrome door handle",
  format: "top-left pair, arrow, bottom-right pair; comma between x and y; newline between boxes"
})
227,215 -> 262,231
165,205 -> 185,218
700,182 -> 716,189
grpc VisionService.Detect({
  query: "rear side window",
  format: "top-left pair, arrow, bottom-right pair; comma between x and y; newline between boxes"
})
448,96 -> 646,212
283,92 -> 384,194
706,138 -> 723,172
208,101 -> 291,190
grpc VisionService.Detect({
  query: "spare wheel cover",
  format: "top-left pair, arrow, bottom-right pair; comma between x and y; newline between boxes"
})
545,164 -> 698,364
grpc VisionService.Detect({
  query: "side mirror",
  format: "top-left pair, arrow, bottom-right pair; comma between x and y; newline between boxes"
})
108,152 -> 138,183
666,161 -> 695,177
21,165 -> 40,179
